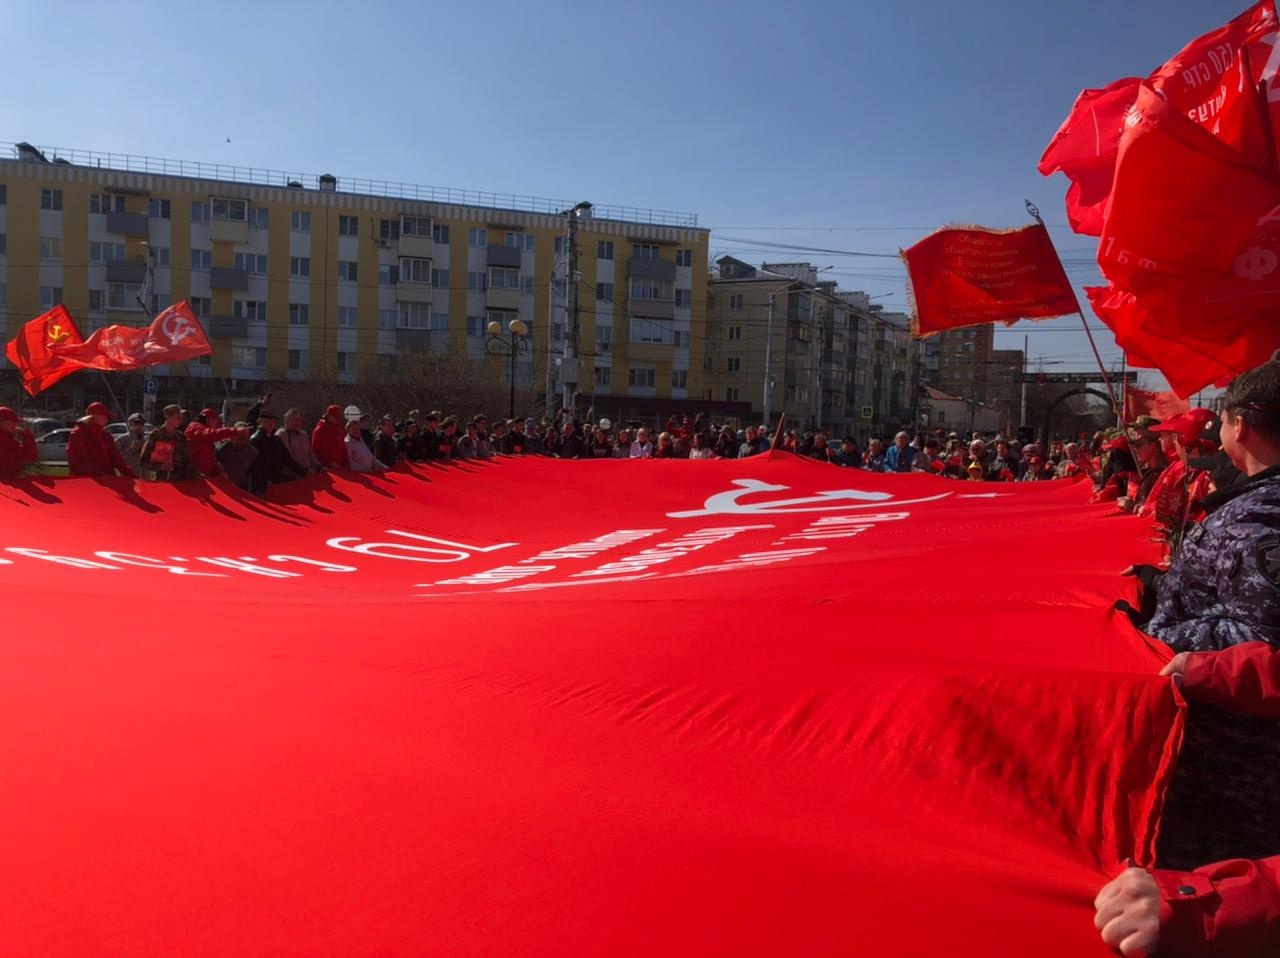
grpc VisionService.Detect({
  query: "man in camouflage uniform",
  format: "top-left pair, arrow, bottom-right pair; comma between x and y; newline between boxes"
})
139,404 -> 199,481
1139,361 -> 1280,870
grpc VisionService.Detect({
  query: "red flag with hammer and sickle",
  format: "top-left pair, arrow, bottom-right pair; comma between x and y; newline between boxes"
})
3,304 -> 86,395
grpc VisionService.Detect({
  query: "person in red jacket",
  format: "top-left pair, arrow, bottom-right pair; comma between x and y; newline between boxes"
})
311,404 -> 349,469
66,401 -> 135,478
1094,642 -> 1280,956
0,407 -> 38,480
184,407 -> 243,478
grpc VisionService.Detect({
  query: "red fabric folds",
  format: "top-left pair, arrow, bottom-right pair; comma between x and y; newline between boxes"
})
902,223 -> 1079,335
0,457 -> 1181,955
2,304 -> 86,395
1123,385 -> 1192,423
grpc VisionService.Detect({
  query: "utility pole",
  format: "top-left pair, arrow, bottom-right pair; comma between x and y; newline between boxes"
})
1019,333 -> 1028,429
560,201 -> 590,420
763,296 -> 776,428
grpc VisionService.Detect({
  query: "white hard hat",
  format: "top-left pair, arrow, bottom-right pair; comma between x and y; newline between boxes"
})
343,404 -> 362,421
599,418 -> 612,430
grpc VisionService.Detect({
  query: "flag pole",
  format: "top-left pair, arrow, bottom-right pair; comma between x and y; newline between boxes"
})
1024,200 -> 1120,416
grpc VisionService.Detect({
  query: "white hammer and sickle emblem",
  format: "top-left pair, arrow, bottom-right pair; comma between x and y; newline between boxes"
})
666,479 -> 952,519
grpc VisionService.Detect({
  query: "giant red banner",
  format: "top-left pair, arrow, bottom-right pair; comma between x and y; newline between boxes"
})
0,456 -> 1180,955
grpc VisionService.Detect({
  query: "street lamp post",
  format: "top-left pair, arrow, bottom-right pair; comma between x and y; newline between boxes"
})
486,318 -> 530,419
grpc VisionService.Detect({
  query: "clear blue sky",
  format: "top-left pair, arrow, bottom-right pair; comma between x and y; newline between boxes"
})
1,0 -> 1250,387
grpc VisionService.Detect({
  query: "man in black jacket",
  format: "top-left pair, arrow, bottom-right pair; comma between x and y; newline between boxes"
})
248,409 -> 306,495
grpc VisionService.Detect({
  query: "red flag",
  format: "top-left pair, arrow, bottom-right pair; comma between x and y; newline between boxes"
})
902,223 -> 1079,336
1122,385 -> 1191,422
0,456 -> 1179,956
3,304 -> 86,395
49,301 -> 213,375
1037,77 -> 1141,235
1040,1 -> 1280,236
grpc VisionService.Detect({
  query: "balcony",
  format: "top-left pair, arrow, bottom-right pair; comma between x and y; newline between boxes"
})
486,286 -> 519,311
105,211 -> 147,235
399,232 -> 433,260
210,266 -> 250,291
396,329 -> 431,350
629,296 -> 673,320
210,219 -> 249,245
629,256 -> 676,282
206,315 -> 249,338
487,245 -> 522,269
396,281 -> 433,305
105,260 -> 147,284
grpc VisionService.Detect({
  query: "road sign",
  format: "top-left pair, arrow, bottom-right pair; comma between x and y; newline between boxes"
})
143,378 -> 158,396
860,405 -> 874,421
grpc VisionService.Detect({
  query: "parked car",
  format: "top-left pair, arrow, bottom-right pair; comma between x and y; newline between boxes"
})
23,417 -> 63,437
105,422 -> 155,438
35,428 -> 73,464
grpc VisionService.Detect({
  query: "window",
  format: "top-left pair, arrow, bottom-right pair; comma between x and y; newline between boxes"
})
40,287 -> 62,309
551,322 -> 565,342
728,325 -> 742,341
521,275 -> 534,295
672,370 -> 688,389
634,244 -> 660,261
378,264 -> 399,286
233,300 -> 267,322
676,249 -> 692,267
400,256 -> 432,284
88,289 -> 103,311
338,306 -> 358,328
337,351 -> 353,374
149,294 -> 165,315
190,248 -> 212,270
290,256 -> 310,278
629,276 -> 673,301
467,270 -> 487,292
727,357 -> 741,372
402,215 -> 431,237
674,288 -> 691,308
785,386 -> 811,403
596,324 -> 613,349
90,241 -> 126,263
189,297 -> 211,316
148,198 -> 171,220
555,236 -> 565,254
0,184 -> 5,205
399,303 -> 430,329
0,234 -> 5,255
338,215 -> 359,237
378,309 -> 397,329
191,201 -> 211,224
431,312 -> 449,331
39,236 -> 63,260
596,282 -> 614,302
90,193 -> 123,214
505,231 -> 535,251
628,367 -> 656,388
211,197 -> 248,221
789,322 -> 812,343
673,329 -> 687,348
726,387 -> 740,402
488,266 -> 519,289
432,223 -> 450,244
431,268 -> 449,289
288,349 -> 308,372
468,228 -> 487,247
150,246 -> 170,268
597,240 -> 614,260
466,315 -> 485,337
594,366 -> 611,387
338,260 -> 358,282
106,283 -> 140,310
729,294 -> 744,310
288,303 -> 310,326
235,252 -> 268,275
230,346 -> 266,369
248,207 -> 269,229
936,410 -> 946,424
379,218 -> 400,242
629,318 -> 674,344
290,210 -> 311,232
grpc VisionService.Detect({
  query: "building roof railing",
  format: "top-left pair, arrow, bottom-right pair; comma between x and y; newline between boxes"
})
1,141 -> 701,229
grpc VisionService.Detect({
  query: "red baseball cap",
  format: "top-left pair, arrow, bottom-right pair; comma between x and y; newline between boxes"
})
199,407 -> 218,420
86,401 -> 111,418
1102,435 -> 1130,453
1151,408 -> 1216,446
0,406 -> 18,423
325,404 -> 343,418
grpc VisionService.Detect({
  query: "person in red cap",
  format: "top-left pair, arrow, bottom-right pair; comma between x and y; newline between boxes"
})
0,407 -> 38,480
66,401 -> 135,478
1141,409 -> 1218,535
184,407 -> 244,478
311,404 -> 349,469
